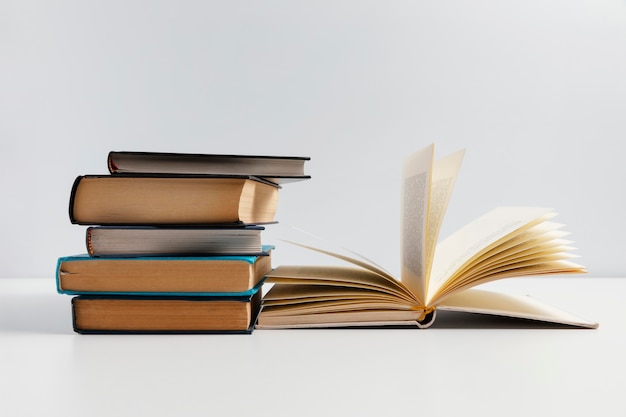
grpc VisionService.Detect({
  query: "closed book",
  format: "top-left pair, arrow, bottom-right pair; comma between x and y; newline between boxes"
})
71,291 -> 262,334
108,151 -> 310,184
56,248 -> 272,296
69,175 -> 280,225
86,226 -> 265,257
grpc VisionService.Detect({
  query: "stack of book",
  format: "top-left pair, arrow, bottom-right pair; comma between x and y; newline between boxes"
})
56,151 -> 310,334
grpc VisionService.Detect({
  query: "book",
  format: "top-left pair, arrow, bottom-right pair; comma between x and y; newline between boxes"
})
69,175 -> 280,225
108,151 -> 311,183
256,144 -> 598,329
71,291 -> 262,334
56,249 -> 272,295
85,225 -> 265,257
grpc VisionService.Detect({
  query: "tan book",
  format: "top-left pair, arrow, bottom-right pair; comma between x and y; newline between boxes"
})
72,291 -> 261,334
257,144 -> 597,329
69,175 -> 280,225
56,251 -> 271,295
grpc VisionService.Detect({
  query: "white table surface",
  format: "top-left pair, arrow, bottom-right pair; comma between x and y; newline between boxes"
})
1,277 -> 623,417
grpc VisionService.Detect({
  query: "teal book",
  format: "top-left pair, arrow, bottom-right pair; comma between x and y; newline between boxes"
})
56,246 -> 273,296
71,290 -> 262,334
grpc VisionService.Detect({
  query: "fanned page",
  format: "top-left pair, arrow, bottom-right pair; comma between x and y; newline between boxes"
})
426,207 -> 585,305
265,265 -> 416,304
258,264 -> 428,329
437,289 -> 598,328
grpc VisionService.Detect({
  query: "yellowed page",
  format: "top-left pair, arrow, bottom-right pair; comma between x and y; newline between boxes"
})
400,144 -> 434,303
437,288 -> 598,328
262,284 -> 403,305
265,265 -> 416,303
440,222 -> 577,292
426,207 -> 555,304
261,297 -> 418,315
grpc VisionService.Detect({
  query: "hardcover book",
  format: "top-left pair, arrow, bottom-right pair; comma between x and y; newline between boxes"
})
108,151 -> 311,184
72,291 -> 262,334
85,225 -> 266,257
56,248 -> 272,295
256,144 -> 598,329
69,175 -> 280,225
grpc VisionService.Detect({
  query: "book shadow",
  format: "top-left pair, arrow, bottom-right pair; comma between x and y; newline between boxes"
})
430,310 -> 575,329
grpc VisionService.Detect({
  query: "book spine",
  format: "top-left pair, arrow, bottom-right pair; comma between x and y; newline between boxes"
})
68,176 -> 83,224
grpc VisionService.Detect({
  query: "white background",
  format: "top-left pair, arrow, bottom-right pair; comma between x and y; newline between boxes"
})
2,0 -> 626,278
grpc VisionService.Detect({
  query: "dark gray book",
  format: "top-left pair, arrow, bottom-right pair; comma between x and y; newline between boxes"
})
108,151 -> 310,184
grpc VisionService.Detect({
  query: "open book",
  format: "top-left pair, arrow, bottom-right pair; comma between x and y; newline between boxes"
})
257,144 -> 598,329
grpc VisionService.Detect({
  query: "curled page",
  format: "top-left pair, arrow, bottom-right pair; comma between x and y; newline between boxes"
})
424,149 -> 465,289
400,145 -> 464,303
400,144 -> 434,304
427,207 -> 555,304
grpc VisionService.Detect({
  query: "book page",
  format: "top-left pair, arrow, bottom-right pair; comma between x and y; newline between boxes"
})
437,288 -> 598,328
426,207 -> 554,304
400,144 -> 434,304
280,239 -> 398,284
265,264 -> 416,303
262,285 -> 419,313
424,149 -> 465,289
262,284 -> 405,305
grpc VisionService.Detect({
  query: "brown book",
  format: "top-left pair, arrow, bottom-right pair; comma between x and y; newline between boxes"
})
56,251 -> 272,295
108,151 -> 310,184
72,292 -> 261,334
69,175 -> 280,225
